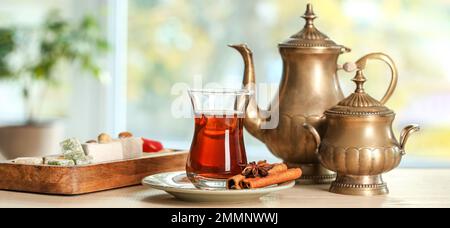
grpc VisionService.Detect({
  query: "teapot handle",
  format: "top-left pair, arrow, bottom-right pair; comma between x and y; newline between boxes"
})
355,53 -> 399,105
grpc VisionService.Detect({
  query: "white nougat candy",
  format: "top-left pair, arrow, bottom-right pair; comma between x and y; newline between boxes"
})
11,157 -> 44,165
60,138 -> 86,160
81,137 -> 143,163
82,141 -> 124,163
120,137 -> 143,160
74,155 -> 93,166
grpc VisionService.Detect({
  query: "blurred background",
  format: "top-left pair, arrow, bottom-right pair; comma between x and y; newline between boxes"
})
0,0 -> 449,167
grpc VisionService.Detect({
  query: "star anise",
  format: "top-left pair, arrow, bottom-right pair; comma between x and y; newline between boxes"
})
241,161 -> 274,178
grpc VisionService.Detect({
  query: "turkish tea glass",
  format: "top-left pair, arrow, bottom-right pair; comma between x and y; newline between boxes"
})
187,89 -> 251,189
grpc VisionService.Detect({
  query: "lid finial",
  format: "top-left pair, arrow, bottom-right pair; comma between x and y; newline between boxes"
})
302,3 -> 317,27
353,71 -> 367,93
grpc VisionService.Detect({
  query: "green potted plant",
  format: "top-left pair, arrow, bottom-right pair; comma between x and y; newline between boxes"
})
0,11 -> 109,160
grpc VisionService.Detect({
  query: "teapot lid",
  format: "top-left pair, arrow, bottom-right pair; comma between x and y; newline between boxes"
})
279,4 -> 348,51
325,71 -> 394,116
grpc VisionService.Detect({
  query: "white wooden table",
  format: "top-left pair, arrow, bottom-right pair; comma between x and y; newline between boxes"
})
0,169 -> 449,208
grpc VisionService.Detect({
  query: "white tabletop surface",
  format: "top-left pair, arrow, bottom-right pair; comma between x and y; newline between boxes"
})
0,169 -> 449,208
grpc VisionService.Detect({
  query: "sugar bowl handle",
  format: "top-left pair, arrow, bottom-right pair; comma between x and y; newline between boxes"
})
355,53 -> 399,105
303,123 -> 321,153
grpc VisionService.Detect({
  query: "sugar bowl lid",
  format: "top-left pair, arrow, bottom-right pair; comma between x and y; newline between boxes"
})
325,71 -> 394,117
279,4 -> 349,52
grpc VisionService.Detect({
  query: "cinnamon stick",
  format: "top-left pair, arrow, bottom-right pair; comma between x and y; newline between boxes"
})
268,163 -> 288,174
226,163 -> 288,190
241,168 -> 302,189
226,174 -> 246,190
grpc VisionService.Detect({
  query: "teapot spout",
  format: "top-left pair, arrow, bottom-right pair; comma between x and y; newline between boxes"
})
229,44 -> 265,141
400,124 -> 420,154
229,44 -> 255,90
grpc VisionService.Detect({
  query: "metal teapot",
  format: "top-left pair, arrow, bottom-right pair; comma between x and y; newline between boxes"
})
229,4 -> 381,184
304,53 -> 420,195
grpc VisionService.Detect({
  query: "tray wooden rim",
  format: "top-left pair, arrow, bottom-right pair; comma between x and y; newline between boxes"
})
1,149 -> 186,168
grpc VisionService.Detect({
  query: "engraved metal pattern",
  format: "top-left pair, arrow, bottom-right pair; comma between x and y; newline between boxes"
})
318,142 -> 403,176
324,109 -> 394,116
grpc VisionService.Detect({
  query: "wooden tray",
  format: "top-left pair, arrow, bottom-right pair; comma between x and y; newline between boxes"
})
0,150 -> 188,195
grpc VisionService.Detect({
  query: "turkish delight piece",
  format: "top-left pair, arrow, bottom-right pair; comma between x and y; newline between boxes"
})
44,156 -> 75,166
11,157 -> 44,165
60,138 -> 86,161
82,141 -> 124,163
120,137 -> 143,159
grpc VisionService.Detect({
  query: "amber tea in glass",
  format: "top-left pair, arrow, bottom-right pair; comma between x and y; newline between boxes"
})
187,89 -> 251,189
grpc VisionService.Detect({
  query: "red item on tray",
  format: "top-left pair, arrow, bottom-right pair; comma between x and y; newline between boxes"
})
142,138 -> 164,153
